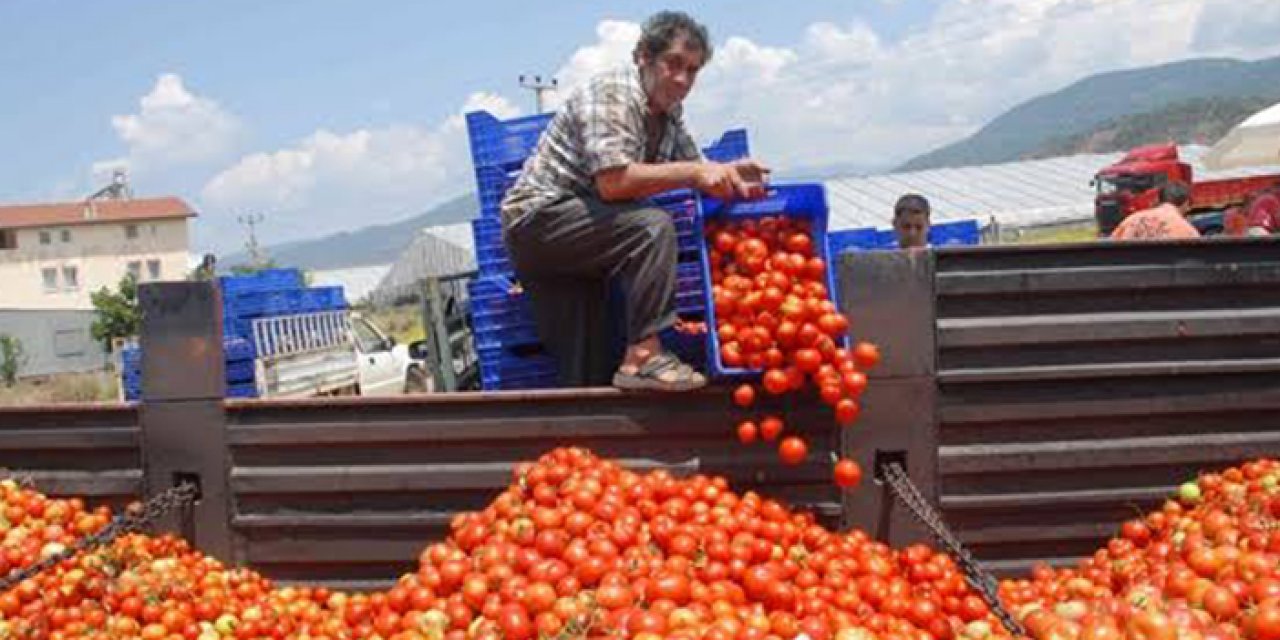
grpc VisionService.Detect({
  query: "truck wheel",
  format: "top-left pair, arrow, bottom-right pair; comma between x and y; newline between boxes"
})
405,366 -> 431,393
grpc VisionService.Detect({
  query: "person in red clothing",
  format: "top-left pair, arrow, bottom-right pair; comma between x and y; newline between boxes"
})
1240,191 -> 1280,235
1110,182 -> 1200,241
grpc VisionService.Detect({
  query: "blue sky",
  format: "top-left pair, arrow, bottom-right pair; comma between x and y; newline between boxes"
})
2,0 -> 1278,256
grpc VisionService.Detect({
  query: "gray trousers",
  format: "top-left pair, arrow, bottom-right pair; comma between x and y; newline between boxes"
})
504,194 -> 678,386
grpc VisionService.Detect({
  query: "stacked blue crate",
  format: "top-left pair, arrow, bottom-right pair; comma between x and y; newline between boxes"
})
827,227 -> 886,257
121,337 -> 259,401
221,269 -> 347,340
929,219 -> 981,246
467,274 -> 557,389
464,109 -> 753,389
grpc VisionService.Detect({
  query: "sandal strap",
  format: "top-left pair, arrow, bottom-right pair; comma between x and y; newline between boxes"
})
638,352 -> 682,377
637,352 -> 701,384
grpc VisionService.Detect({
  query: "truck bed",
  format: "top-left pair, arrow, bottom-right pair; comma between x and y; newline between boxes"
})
6,237 -> 1280,589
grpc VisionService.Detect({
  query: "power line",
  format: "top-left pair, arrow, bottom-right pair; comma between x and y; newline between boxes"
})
237,213 -> 267,268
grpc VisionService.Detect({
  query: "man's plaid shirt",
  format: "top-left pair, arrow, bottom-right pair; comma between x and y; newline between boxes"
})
500,65 -> 703,226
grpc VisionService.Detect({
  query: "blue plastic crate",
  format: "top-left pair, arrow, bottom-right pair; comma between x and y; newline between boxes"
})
477,254 -> 514,276
471,218 -> 503,249
676,291 -> 705,315
661,325 -> 707,369
466,111 -> 556,171
224,337 -> 255,361
929,219 -> 981,246
472,322 -> 542,351
473,166 -> 522,216
468,274 -> 525,312
226,382 -> 259,399
475,342 -> 559,391
226,360 -> 256,384
827,227 -> 885,256
471,303 -> 538,336
699,183 -> 847,379
307,286 -> 348,310
703,129 -> 750,163
218,269 -> 304,295
478,351 -> 557,381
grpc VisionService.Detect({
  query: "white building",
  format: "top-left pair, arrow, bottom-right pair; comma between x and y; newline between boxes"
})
0,196 -> 195,376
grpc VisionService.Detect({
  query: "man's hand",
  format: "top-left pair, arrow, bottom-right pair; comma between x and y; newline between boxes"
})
694,159 -> 771,200
731,159 -> 771,186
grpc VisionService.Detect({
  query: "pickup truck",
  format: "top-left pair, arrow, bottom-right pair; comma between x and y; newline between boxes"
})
250,310 -> 432,398
120,310 -> 431,400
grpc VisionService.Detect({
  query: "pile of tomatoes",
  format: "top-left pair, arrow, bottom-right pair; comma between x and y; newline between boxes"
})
703,215 -> 878,487
0,449 -> 1009,640
1001,458 -> 1280,640
13,448 -> 1278,640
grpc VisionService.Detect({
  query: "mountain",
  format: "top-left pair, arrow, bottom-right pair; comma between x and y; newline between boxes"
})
1027,96 -> 1278,159
898,56 -> 1280,171
221,193 -> 476,270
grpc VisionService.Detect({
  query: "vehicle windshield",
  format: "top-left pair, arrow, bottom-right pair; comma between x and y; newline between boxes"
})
1096,172 -> 1158,195
351,316 -> 387,352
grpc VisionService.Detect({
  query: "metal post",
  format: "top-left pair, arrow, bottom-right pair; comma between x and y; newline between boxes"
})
835,250 -> 939,546
137,281 -> 233,561
422,277 -> 457,392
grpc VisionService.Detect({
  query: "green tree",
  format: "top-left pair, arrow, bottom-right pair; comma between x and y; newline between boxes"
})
228,259 -> 279,275
0,334 -> 24,387
90,276 -> 141,350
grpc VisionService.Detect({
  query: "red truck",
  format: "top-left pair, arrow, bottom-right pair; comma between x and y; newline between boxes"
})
1093,142 -> 1280,236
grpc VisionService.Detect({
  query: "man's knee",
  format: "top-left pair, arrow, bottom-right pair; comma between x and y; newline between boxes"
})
629,208 -> 676,244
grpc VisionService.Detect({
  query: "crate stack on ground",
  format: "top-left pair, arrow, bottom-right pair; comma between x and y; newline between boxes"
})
120,336 -> 258,401
121,269 -> 349,401
220,269 -> 347,341
464,109 -> 751,390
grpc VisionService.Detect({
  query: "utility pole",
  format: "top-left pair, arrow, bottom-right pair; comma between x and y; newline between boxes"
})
237,213 -> 266,268
518,74 -> 558,114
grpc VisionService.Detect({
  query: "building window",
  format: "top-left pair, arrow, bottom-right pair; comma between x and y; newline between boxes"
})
127,261 -> 142,281
0,230 -> 15,250
147,259 -> 161,280
62,266 -> 79,291
60,229 -> 71,243
39,230 -> 51,245
125,224 -> 139,240
42,267 -> 58,292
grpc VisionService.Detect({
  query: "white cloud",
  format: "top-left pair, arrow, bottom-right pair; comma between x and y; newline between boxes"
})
104,73 -> 241,171
527,0 -> 1280,173
545,20 -> 641,110
200,92 -> 522,248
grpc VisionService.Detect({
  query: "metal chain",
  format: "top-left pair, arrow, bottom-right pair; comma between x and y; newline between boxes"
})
0,482 -> 199,593
880,463 -> 1025,637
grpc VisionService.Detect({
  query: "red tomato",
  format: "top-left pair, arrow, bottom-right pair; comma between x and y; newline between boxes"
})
853,341 -> 881,369
835,399 -> 860,427
737,421 -> 758,444
834,459 -> 863,488
760,416 -> 784,442
778,437 -> 808,465
763,369 -> 790,395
